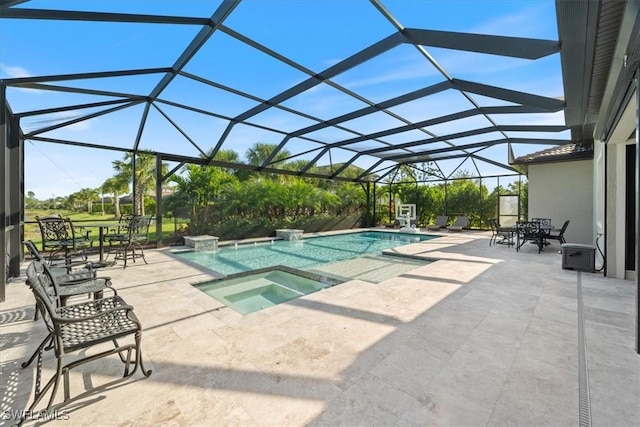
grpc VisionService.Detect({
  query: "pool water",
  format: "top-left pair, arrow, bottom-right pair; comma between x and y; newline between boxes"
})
175,231 -> 436,276
194,267 -> 340,315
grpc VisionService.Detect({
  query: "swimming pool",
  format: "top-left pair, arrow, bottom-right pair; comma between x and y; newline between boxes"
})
174,231 -> 437,276
194,266 -> 343,315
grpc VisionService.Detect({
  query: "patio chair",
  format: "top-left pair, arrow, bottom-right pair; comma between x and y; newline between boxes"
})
425,215 -> 448,231
532,217 -> 552,227
20,260 -> 151,424
106,215 -> 153,268
545,219 -> 570,245
488,218 -> 515,246
516,221 -> 544,253
23,240 -> 116,318
35,214 -> 93,271
447,216 -> 469,232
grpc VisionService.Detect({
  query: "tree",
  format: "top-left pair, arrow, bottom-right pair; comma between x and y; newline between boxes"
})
113,152 -> 168,216
170,163 -> 238,234
245,142 -> 291,180
25,191 -> 38,209
102,175 -> 129,218
69,188 -> 99,213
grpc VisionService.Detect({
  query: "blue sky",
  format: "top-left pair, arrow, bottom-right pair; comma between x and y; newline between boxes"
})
0,0 -> 564,199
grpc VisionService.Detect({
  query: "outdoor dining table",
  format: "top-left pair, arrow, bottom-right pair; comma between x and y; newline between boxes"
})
516,221 -> 553,253
76,222 -> 118,262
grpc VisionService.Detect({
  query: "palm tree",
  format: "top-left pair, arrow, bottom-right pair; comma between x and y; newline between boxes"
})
70,188 -> 99,213
101,175 -> 130,218
244,142 -> 292,181
170,163 -> 238,234
113,152 -> 168,216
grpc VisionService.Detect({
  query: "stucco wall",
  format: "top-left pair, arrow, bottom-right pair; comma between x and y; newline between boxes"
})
528,159 -> 594,245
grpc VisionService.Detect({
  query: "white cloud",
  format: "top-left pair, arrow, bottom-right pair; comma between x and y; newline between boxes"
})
0,63 -> 42,95
22,112 -> 92,134
0,63 -> 32,78
470,4 -> 553,38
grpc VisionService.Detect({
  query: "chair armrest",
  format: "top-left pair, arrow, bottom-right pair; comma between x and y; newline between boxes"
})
58,276 -> 112,287
58,278 -> 117,298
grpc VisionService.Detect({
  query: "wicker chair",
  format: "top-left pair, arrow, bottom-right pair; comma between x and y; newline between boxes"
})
20,260 -> 151,424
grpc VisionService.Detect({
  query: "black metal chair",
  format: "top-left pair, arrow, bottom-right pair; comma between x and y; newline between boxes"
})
488,218 -> 499,245
106,215 -> 153,268
532,217 -> 552,227
35,215 -> 93,271
20,260 -> 151,424
546,219 -> 570,245
23,240 -> 115,320
516,221 -> 544,253
488,218 -> 514,246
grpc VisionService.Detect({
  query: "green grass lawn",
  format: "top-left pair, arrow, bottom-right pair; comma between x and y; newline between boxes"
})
24,209 -> 188,248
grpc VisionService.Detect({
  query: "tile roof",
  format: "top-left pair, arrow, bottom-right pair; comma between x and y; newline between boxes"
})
511,142 -> 594,165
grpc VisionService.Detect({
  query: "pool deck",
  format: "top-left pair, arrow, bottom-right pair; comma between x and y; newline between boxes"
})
2,229 -> 639,426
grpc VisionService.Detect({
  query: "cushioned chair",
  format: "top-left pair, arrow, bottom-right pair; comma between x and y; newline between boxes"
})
425,215 -> 448,231
447,216 -> 469,232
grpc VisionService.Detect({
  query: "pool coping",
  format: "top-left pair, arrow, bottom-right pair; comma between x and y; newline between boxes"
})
191,264 -> 344,288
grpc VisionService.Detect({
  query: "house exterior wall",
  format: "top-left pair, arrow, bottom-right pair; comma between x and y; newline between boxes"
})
605,143 -> 629,279
601,91 -> 637,279
528,159 -> 594,245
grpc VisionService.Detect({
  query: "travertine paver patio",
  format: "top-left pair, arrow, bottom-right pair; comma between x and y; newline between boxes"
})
1,229 -> 638,426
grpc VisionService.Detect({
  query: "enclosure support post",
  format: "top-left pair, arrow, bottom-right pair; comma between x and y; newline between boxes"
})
155,154 -> 163,248
634,69 -> 639,354
444,180 -> 448,215
479,177 -> 483,228
132,152 -> 137,215
0,84 -> 6,301
373,182 -> 377,227
388,183 -> 393,220
365,182 -> 371,227
8,115 -> 22,279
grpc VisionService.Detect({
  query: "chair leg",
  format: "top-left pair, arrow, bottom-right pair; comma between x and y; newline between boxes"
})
22,334 -> 53,368
136,244 -> 147,265
133,331 -> 152,377
24,354 -> 64,419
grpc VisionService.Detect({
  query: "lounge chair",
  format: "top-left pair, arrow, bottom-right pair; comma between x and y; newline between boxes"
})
425,215 -> 448,231
447,216 -> 469,232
